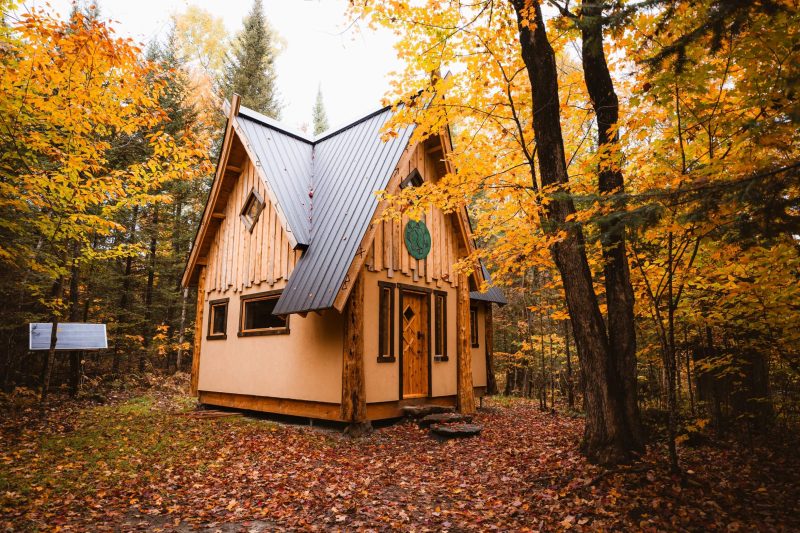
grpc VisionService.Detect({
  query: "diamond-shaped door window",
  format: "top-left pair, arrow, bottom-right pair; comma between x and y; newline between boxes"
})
404,306 -> 415,321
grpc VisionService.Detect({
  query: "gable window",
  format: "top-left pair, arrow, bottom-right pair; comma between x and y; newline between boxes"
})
239,290 -> 289,336
207,298 -> 229,340
240,188 -> 265,232
399,168 -> 423,189
433,291 -> 448,361
377,282 -> 395,362
470,306 -> 479,347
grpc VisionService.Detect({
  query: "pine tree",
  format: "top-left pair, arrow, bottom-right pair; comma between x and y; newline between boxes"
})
312,85 -> 329,135
219,0 -> 281,118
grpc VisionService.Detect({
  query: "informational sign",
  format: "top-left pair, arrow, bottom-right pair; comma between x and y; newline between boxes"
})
29,323 -> 108,351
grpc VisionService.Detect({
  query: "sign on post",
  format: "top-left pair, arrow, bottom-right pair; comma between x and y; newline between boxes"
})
29,323 -> 108,351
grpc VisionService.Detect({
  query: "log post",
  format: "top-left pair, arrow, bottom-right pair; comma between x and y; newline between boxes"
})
456,272 -> 476,413
485,304 -> 497,395
341,269 -> 370,435
190,266 -> 205,396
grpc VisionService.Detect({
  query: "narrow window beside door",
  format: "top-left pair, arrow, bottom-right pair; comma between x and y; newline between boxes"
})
377,282 -> 395,362
470,306 -> 479,347
239,291 -> 289,336
434,291 -> 448,361
207,298 -> 228,340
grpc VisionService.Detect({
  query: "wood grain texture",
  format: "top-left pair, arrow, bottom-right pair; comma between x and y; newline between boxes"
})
456,272 -> 476,413
190,266 -> 206,396
341,269 -> 367,424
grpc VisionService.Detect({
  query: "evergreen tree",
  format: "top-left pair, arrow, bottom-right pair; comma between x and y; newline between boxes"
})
219,0 -> 281,118
312,84 -> 329,135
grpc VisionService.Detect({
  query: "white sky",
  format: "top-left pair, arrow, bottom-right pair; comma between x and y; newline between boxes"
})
28,0 -> 402,130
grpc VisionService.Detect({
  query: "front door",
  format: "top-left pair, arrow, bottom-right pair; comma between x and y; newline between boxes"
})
401,291 -> 429,398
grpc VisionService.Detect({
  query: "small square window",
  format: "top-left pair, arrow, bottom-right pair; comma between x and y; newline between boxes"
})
207,298 -> 228,340
240,189 -> 265,232
239,291 -> 289,336
399,168 -> 423,189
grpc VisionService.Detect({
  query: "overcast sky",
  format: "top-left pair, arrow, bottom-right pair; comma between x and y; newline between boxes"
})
28,0 -> 402,130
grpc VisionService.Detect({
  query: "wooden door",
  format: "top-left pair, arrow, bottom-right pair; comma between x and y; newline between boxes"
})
401,291 -> 429,398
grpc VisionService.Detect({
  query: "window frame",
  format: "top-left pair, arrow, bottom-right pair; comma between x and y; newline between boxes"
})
238,290 -> 289,337
433,290 -> 448,361
240,188 -> 265,233
377,281 -> 396,362
470,305 -> 479,348
399,168 -> 423,190
207,298 -> 229,340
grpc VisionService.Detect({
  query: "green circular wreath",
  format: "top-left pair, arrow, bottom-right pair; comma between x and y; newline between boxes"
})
404,219 -> 432,260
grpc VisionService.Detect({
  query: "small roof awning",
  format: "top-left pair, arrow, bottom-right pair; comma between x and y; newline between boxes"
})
469,263 -> 507,306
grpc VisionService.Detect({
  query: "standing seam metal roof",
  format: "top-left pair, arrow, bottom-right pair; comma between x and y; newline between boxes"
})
233,105 -> 414,315
233,104 -> 504,314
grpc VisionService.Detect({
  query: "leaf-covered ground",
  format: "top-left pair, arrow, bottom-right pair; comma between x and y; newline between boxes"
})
2,380 -> 799,531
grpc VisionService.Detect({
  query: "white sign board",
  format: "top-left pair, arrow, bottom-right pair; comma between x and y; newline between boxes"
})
29,323 -> 108,351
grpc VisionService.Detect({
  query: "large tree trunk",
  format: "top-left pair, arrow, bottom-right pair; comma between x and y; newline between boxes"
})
68,255 -> 82,398
41,276 -> 65,402
114,205 -> 139,374
341,269 -> 370,435
511,0 -> 639,464
580,3 -> 644,452
456,272 -> 476,413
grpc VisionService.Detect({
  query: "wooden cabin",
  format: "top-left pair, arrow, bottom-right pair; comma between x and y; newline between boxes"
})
182,95 -> 506,426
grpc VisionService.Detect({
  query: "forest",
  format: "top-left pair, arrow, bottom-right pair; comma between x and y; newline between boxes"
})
1,0 -> 799,530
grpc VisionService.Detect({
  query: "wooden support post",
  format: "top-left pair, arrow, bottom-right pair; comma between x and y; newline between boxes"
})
341,269 -> 371,435
190,266 -> 206,396
485,304 -> 498,395
456,272 -> 476,413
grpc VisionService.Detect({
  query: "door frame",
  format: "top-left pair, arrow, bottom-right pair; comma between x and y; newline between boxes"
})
397,284 -> 432,400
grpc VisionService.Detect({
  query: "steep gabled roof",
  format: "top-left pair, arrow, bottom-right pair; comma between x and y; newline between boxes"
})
186,99 -> 505,313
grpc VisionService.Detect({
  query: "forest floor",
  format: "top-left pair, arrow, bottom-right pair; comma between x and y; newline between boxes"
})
1,376 -> 799,532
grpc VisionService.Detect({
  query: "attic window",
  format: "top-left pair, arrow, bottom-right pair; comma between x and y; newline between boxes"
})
399,169 -> 423,189
240,189 -> 264,232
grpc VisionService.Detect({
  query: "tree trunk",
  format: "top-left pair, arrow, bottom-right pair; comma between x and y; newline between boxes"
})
68,255 -> 82,398
341,269 -> 370,435
484,305 -> 498,394
665,231 -> 680,472
175,287 -> 189,373
140,204 -> 159,373
115,204 -> 139,374
456,272 -> 476,414
511,0 -> 639,464
41,276 -> 65,402
580,3 -> 644,452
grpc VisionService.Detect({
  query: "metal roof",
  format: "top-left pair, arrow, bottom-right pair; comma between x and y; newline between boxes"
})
230,104 -> 413,314
470,263 -> 508,306
236,108 -> 313,246
230,104 -> 504,313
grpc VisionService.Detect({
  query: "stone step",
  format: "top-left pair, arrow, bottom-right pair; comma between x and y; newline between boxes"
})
419,412 -> 473,428
401,405 -> 455,419
430,422 -> 483,438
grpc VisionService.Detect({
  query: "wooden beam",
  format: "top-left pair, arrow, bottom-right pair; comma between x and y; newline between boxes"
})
456,271 -> 476,414
211,212 -> 225,220
225,165 -> 242,174
190,266 -> 206,395
340,269 -> 370,435
199,391 -> 342,421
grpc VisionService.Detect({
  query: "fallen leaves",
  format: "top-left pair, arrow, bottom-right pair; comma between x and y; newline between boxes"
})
1,391 -> 799,531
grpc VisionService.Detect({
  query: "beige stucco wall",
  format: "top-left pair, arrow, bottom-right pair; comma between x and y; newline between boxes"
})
363,269 -> 491,402
197,282 -> 343,404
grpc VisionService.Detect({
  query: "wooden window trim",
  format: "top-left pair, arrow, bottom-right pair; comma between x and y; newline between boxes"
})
238,289 -> 289,337
396,282 -> 433,294
470,306 -> 479,348
207,298 -> 229,340
377,281 -> 396,363
239,188 -> 265,233
433,290 -> 448,362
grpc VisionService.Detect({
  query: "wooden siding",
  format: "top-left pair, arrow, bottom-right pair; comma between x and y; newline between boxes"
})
363,143 -> 464,288
203,157 -> 300,295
